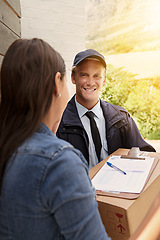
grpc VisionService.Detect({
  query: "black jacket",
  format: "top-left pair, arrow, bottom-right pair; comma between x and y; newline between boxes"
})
57,95 -> 155,164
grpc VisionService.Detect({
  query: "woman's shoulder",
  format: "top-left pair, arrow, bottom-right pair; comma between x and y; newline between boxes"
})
19,129 -> 88,167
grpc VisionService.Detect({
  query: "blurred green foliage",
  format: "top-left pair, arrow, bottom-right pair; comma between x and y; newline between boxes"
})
101,64 -> 160,139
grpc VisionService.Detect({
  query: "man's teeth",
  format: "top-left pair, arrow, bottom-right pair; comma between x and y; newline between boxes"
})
84,88 -> 96,91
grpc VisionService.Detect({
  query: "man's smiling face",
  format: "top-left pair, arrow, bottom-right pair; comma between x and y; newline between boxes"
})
71,58 -> 106,110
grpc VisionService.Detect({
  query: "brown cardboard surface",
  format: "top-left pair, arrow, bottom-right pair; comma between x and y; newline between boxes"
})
129,192 -> 160,240
89,149 -> 160,240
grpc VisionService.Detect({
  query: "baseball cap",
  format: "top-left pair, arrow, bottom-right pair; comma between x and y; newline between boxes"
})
73,49 -> 107,68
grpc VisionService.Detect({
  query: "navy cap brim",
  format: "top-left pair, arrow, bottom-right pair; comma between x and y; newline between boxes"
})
73,49 -> 107,68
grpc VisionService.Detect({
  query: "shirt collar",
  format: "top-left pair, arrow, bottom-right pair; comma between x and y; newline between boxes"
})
75,96 -> 101,119
36,122 -> 54,136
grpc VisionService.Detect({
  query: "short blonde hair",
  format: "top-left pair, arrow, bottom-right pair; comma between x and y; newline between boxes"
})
71,57 -> 106,76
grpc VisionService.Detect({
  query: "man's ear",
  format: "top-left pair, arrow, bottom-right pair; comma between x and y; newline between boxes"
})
54,72 -> 61,97
71,72 -> 76,84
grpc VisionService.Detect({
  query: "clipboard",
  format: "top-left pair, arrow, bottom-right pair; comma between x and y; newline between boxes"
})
92,155 -> 159,200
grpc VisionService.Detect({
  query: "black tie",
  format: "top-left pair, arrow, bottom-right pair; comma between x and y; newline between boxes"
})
85,111 -> 102,162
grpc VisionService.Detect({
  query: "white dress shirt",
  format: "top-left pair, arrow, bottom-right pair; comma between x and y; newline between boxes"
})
75,98 -> 108,169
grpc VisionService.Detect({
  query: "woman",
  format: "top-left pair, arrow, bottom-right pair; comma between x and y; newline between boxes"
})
0,39 -> 110,240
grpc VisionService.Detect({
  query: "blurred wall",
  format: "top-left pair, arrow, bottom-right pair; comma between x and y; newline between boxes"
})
20,0 -> 86,97
0,0 -> 21,65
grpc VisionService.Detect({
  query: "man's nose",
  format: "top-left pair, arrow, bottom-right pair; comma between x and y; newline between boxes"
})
86,76 -> 94,85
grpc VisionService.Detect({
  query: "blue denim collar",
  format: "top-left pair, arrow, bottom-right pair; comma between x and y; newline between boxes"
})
36,123 -> 54,137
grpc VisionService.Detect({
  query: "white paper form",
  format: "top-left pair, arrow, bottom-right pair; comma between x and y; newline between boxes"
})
92,156 -> 154,194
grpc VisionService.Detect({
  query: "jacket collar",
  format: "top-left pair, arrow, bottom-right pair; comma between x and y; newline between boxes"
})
100,100 -> 127,130
62,95 -> 84,128
62,95 -> 127,129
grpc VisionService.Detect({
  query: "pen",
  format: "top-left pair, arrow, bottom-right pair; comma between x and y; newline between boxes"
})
107,161 -> 127,175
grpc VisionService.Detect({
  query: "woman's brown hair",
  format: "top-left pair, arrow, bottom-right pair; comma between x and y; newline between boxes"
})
0,38 -> 66,191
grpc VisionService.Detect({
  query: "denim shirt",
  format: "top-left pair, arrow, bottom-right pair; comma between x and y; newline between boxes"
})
0,123 -> 110,240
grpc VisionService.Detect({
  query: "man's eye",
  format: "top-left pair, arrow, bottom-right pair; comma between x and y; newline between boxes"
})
80,73 -> 87,77
95,75 -> 101,79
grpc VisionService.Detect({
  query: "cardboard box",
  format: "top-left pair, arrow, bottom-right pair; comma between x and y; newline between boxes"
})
89,149 -> 160,240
